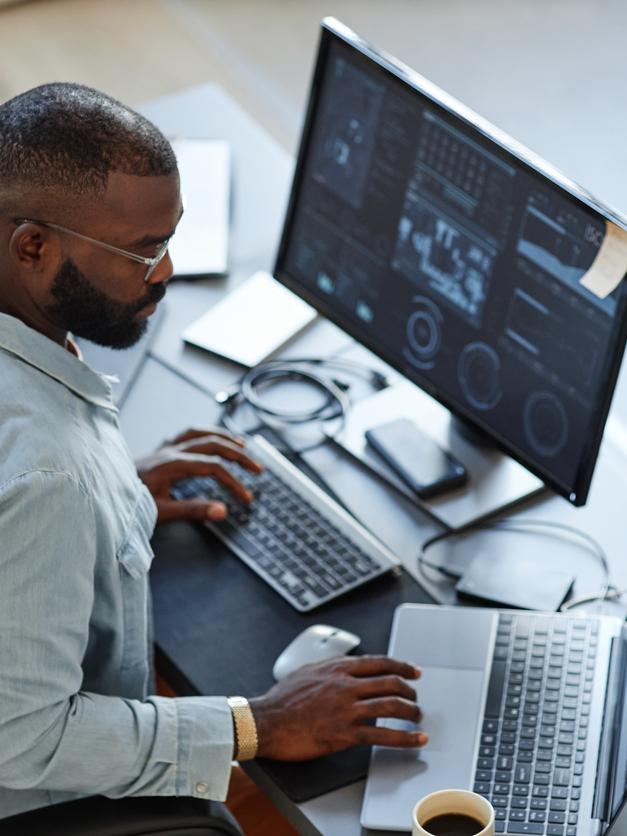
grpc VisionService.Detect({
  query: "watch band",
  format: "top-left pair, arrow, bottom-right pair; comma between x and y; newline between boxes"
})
227,696 -> 258,761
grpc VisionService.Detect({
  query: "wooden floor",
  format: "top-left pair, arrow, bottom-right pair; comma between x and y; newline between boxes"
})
226,768 -> 297,836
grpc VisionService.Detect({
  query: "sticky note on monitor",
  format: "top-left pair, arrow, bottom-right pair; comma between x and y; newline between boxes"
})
579,221 -> 627,299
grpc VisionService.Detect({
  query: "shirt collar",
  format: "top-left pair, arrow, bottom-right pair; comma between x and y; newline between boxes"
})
0,313 -> 117,410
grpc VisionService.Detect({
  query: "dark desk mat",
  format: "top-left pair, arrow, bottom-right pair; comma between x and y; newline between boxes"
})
150,521 -> 433,803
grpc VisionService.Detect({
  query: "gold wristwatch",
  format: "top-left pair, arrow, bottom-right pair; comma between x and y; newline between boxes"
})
227,696 -> 258,761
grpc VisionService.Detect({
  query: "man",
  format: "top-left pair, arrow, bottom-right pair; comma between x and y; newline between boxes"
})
0,83 -> 427,823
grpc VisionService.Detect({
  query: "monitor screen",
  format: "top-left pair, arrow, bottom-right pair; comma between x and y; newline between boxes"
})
274,18 -> 627,506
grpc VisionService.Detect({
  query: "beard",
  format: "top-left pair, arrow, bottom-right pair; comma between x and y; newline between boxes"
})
44,258 -> 166,349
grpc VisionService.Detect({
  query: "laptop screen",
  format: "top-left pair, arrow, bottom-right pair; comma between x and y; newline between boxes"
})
605,793 -> 627,835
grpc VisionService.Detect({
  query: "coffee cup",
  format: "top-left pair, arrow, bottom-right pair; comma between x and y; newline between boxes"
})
412,789 -> 495,836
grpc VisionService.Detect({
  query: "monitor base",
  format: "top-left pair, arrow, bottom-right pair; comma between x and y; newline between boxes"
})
336,381 -> 546,530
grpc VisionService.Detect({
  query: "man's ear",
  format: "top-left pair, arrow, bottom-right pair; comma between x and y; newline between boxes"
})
9,222 -> 61,279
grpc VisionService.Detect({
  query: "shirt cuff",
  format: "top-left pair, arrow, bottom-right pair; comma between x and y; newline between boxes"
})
170,696 -> 234,801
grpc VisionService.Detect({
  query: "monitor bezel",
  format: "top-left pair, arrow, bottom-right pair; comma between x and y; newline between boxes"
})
274,17 -> 627,506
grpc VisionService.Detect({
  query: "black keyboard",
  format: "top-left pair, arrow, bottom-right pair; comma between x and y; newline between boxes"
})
473,613 -> 598,836
171,434 -> 398,611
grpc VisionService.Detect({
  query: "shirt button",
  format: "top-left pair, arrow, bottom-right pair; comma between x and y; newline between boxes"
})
196,782 -> 209,795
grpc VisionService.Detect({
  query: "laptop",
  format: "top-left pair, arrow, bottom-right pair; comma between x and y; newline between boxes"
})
362,604 -> 627,835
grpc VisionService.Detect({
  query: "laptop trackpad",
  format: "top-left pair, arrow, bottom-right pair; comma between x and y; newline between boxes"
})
361,605 -> 495,831
367,668 -> 484,830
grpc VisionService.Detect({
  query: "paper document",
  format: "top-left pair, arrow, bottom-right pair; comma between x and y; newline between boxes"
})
169,138 -> 230,277
579,221 -> 627,299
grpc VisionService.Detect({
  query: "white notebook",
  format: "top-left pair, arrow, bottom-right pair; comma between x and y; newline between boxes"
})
183,271 -> 317,367
169,138 -> 230,277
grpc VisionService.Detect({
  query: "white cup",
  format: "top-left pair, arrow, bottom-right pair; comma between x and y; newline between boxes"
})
412,789 -> 495,836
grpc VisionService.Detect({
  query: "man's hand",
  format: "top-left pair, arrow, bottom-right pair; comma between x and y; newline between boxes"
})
249,655 -> 428,761
137,427 -> 263,523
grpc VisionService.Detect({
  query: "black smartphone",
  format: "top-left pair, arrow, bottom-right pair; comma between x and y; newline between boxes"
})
365,418 -> 468,500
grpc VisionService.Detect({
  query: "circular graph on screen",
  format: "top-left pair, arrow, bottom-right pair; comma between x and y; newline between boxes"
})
403,296 -> 443,370
457,342 -> 502,411
523,390 -> 569,458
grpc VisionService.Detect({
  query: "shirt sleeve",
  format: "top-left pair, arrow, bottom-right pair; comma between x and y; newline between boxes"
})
0,470 -> 234,802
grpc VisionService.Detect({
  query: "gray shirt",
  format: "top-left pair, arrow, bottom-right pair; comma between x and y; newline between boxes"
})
0,313 -> 233,819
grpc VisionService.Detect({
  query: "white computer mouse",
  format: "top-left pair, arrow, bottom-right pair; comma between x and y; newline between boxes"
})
272,624 -> 361,681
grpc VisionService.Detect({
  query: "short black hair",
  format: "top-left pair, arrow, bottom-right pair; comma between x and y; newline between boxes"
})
0,82 -> 177,195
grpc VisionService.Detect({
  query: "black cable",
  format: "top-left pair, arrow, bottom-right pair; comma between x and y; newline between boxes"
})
216,355 -> 389,454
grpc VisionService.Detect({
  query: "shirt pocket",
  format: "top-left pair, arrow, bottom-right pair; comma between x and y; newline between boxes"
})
116,484 -> 158,671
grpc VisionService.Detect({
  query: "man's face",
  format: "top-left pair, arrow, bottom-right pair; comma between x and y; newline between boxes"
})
41,171 -> 182,348
45,256 -> 166,348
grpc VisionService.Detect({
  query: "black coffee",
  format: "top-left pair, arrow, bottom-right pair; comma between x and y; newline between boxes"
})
423,813 -> 485,836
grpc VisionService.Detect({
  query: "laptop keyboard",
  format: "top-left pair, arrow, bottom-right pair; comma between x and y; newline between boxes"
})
171,437 -> 395,611
473,613 -> 598,836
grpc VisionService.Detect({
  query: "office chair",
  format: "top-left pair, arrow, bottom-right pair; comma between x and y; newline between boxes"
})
0,794 -> 243,835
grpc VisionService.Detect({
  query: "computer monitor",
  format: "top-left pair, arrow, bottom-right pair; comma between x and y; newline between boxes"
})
274,17 -> 627,507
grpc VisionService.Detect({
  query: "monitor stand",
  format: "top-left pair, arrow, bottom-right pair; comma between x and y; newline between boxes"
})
335,380 -> 546,530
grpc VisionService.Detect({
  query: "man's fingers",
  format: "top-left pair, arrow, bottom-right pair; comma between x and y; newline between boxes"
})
353,675 -> 417,702
355,726 -> 429,749
354,697 -> 422,723
163,458 -> 254,503
179,438 -> 263,473
341,655 -> 421,680
155,498 -> 228,523
167,428 -> 246,448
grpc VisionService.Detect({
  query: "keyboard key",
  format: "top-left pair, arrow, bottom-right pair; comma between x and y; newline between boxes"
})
515,766 -> 532,783
549,813 -> 566,824
506,825 -> 544,834
547,826 -> 565,836
509,812 -> 526,821
486,662 -> 507,717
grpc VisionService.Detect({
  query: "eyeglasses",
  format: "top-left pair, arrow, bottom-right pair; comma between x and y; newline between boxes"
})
14,218 -> 171,283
